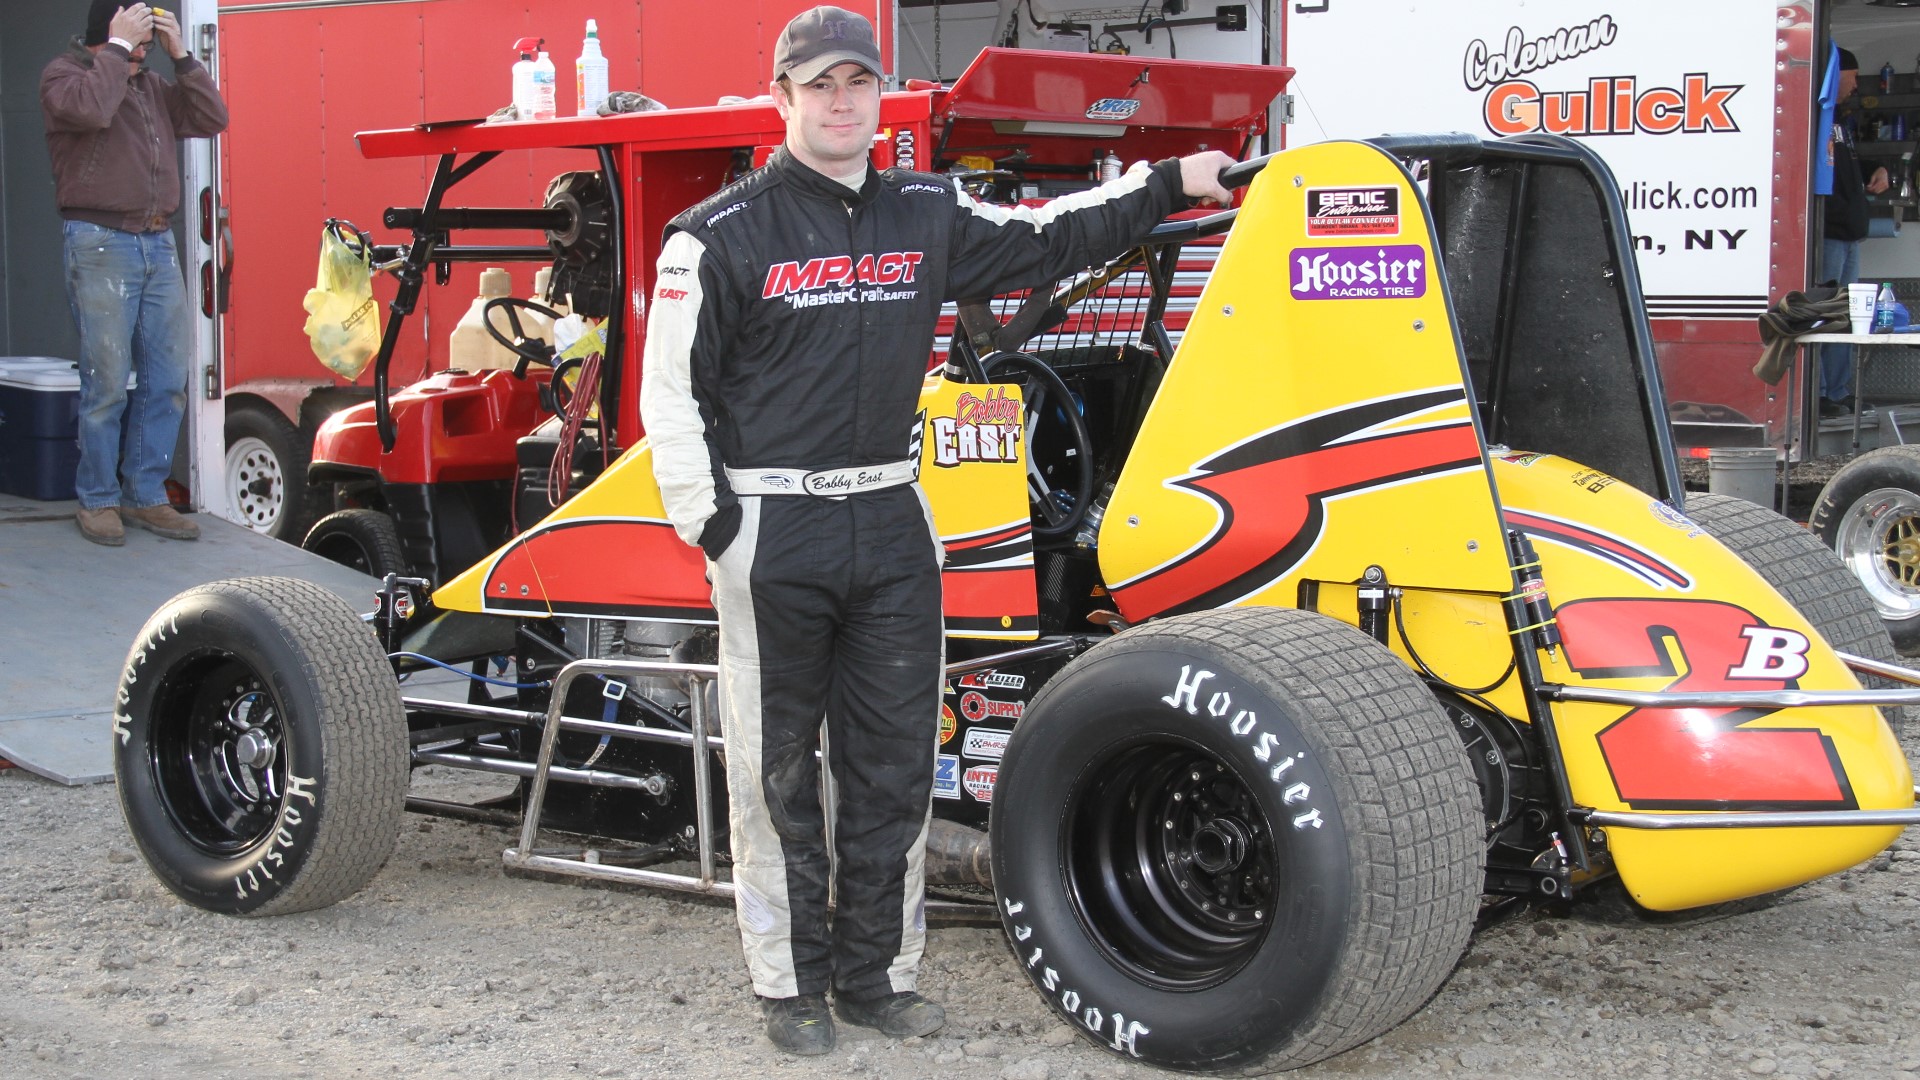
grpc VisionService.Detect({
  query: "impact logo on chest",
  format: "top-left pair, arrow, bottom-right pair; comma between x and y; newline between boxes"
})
762,251 -> 924,308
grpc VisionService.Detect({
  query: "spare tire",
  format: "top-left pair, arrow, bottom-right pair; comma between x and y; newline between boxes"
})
115,576 -> 408,915
990,606 -> 1481,1073
1809,446 -> 1920,655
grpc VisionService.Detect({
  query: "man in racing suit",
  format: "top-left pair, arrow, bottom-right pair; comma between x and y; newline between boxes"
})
640,5 -> 1234,1056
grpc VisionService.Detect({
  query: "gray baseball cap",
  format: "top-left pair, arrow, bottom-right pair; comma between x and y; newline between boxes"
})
773,7 -> 882,83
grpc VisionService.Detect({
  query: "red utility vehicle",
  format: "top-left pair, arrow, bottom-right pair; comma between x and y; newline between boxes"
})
299,47 -> 1289,586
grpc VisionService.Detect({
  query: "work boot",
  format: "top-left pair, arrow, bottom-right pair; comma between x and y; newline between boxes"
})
761,993 -> 835,1056
123,503 -> 200,540
834,990 -> 945,1038
76,506 -> 125,547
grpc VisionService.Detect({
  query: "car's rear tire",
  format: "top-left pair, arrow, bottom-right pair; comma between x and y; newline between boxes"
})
990,607 -> 1481,1074
303,508 -> 408,580
1690,492 -> 1910,739
114,576 -> 408,915
1809,446 -> 1920,655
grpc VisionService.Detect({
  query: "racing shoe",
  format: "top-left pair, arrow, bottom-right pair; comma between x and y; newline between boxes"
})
834,990 -> 945,1038
123,503 -> 200,540
761,993 -> 835,1056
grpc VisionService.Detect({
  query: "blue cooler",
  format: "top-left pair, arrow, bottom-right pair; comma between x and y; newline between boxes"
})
0,357 -> 84,501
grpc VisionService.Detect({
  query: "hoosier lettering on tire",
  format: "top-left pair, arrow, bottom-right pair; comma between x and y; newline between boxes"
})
114,576 -> 408,916
989,607 -> 1483,1074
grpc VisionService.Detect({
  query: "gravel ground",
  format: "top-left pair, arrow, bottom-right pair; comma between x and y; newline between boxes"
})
3,759 -> 1919,1080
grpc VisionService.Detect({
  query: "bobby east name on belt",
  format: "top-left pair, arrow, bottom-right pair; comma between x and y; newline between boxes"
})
725,460 -> 918,497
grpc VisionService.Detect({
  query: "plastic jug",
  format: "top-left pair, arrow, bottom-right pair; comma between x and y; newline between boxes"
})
450,268 -> 520,371
576,20 -> 609,117
521,267 -> 563,344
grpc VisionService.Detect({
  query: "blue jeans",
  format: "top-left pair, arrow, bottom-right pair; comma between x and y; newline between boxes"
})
61,220 -> 192,510
1819,236 -> 1862,401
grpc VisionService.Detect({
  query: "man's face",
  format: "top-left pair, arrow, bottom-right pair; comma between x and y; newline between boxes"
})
772,63 -> 881,175
1841,67 -> 1859,100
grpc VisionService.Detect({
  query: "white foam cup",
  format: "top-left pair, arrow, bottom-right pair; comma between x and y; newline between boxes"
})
1849,283 -> 1879,334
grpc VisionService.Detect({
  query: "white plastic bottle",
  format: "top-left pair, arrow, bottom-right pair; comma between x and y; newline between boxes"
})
511,38 -> 541,119
576,19 -> 609,117
531,51 -> 557,121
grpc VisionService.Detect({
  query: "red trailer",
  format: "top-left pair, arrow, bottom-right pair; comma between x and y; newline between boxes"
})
203,0 -> 894,539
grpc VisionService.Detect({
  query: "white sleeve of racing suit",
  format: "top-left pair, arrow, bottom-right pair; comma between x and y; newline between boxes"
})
943,158 -> 1181,301
640,229 -> 733,551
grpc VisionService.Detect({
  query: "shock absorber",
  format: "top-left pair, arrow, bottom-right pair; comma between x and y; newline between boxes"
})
1356,565 -> 1390,644
1505,532 -> 1561,659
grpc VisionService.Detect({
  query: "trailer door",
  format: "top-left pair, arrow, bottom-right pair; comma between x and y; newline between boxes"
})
180,0 -> 228,521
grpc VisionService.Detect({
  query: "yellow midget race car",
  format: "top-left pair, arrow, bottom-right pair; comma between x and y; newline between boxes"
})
113,131 -> 1918,1074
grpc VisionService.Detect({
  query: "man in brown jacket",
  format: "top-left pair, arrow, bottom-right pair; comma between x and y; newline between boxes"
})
41,1 -> 228,546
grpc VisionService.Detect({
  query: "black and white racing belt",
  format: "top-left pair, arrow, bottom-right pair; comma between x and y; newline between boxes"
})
725,460 -> 917,497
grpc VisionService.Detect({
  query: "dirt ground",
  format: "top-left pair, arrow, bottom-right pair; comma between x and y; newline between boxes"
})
3,760 -> 1919,1080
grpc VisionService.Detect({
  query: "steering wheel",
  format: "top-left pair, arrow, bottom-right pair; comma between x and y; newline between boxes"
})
952,169 -> 1023,204
481,296 -> 566,377
982,351 -> 1095,540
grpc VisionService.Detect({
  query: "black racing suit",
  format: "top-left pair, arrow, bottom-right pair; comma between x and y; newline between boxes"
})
640,146 -> 1185,1002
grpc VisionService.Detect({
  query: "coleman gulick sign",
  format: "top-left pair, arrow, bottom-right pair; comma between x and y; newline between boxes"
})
1468,18 -> 1739,139
1286,1 -> 1772,321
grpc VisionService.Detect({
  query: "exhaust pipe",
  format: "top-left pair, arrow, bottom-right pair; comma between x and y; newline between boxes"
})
924,819 -> 992,887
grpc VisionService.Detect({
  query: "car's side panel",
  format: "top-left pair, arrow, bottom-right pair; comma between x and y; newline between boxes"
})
431,376 -> 1038,637
1489,454 -> 1911,910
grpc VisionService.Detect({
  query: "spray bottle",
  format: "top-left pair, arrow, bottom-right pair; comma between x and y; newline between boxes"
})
531,50 -> 557,120
576,19 -> 610,117
511,37 -> 543,119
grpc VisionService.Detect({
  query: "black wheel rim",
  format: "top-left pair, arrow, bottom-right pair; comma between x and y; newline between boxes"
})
148,651 -> 290,856
309,532 -> 377,573
1065,736 -> 1277,988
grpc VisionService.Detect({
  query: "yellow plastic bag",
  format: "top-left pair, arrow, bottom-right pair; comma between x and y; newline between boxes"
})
301,221 -> 382,380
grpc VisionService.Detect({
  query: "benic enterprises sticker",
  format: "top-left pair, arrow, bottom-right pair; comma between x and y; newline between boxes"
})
1289,244 -> 1427,301
962,727 -> 1010,761
933,755 -> 961,800
963,764 -> 998,803
1084,97 -> 1141,122
1306,186 -> 1400,237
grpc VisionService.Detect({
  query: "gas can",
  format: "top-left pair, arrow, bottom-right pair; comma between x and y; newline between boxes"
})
451,268 -> 520,371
